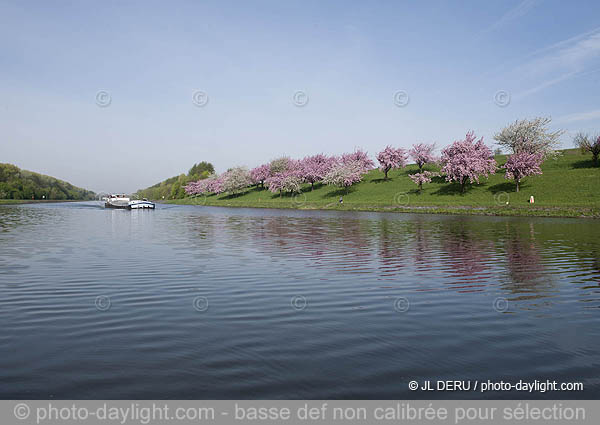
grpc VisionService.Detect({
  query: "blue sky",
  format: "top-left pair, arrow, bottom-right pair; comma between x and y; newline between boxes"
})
2,0 -> 600,193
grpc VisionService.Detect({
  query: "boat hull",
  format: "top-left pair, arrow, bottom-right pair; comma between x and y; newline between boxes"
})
104,202 -> 130,209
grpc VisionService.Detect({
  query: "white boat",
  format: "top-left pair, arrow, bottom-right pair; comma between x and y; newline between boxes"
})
104,194 -> 155,210
128,199 -> 155,209
104,194 -> 130,209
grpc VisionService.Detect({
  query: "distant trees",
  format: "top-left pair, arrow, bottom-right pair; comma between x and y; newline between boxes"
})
494,117 -> 563,158
376,146 -> 407,179
188,161 -> 215,178
409,143 -> 437,172
441,132 -> 497,193
573,132 -> 600,165
0,163 -> 94,200
170,174 -> 189,199
138,161 -> 215,199
0,163 -> 20,182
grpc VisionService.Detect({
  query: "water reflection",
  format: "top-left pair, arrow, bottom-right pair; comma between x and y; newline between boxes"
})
438,223 -> 495,291
175,209 -> 600,308
502,223 -> 551,297
378,219 -> 408,279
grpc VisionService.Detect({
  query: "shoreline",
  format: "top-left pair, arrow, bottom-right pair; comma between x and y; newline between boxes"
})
0,199 -> 87,205
164,199 -> 600,219
3,199 -> 596,218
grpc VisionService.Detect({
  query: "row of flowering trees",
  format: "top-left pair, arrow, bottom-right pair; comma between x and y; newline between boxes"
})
185,145 -> 439,197
185,117 -> 564,197
185,150 -> 380,196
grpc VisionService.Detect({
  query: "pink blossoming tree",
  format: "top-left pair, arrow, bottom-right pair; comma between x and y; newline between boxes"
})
502,152 -> 543,192
441,131 -> 497,193
265,170 -> 303,196
376,146 -> 407,180
409,142 -> 437,171
264,158 -> 305,196
341,149 -> 375,173
185,174 -> 225,195
250,164 -> 271,188
207,175 -> 225,194
298,154 -> 336,190
184,180 -> 204,196
322,161 -> 363,193
409,171 -> 439,193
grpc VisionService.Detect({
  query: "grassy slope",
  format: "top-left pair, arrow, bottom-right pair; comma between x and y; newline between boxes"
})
167,149 -> 600,218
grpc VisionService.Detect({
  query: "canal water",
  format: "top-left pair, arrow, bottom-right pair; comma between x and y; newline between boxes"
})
0,202 -> 598,398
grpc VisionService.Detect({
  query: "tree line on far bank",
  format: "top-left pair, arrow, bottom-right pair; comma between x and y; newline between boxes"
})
135,161 -> 215,200
185,117 -> 598,198
0,163 -> 95,200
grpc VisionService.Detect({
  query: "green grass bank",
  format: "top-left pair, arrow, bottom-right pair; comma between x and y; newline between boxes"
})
166,149 -> 600,218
